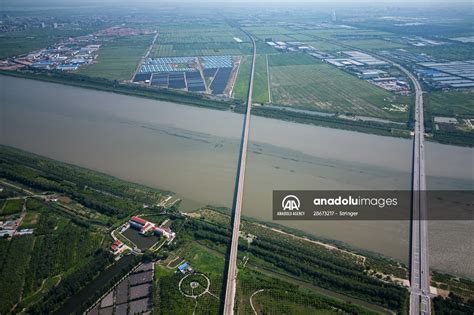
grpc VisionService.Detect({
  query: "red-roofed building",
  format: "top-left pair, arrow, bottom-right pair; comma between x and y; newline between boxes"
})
131,216 -> 147,225
111,239 -> 123,252
130,216 -> 148,230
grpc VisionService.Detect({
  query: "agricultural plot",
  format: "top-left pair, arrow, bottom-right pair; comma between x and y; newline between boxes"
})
89,262 -> 154,315
151,27 -> 252,57
303,41 -> 347,52
1,198 -> 23,215
252,55 -> 270,104
232,55 -> 252,100
268,53 -> 320,67
296,28 -> 407,50
203,55 -> 236,95
268,55 -> 410,120
426,91 -> 474,117
186,71 -> 207,92
78,35 -> 153,81
341,39 -> 408,50
243,26 -> 294,35
300,28 -> 394,40
136,55 -> 237,95
152,42 -> 251,57
209,67 -> 232,94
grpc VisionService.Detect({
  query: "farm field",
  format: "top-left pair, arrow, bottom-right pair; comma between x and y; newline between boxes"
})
299,28 -> 395,40
78,35 -> 153,81
152,43 -> 252,57
1,198 -> 23,215
267,54 -> 410,120
292,29 -> 408,50
252,55 -> 270,103
232,55 -> 252,100
150,27 -> 252,57
304,40 -> 347,52
340,39 -> 408,50
426,91 -> 474,117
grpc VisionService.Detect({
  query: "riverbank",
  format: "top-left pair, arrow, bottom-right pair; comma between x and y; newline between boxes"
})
0,70 -> 234,111
3,70 -> 472,146
6,70 -> 472,146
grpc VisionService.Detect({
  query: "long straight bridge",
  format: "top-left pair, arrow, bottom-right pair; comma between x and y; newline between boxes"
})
402,63 -> 431,315
369,55 -> 431,314
222,29 -> 257,315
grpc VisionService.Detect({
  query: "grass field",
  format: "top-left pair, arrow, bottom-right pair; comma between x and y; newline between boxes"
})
268,55 -> 410,120
152,42 -> 252,57
268,53 -> 320,67
156,242 -> 223,315
304,41 -> 347,52
341,39 -> 408,50
300,28 -> 394,39
150,27 -> 252,57
252,55 -> 270,103
233,55 -> 252,100
426,91 -> 474,117
78,35 -> 153,81
1,198 -> 23,215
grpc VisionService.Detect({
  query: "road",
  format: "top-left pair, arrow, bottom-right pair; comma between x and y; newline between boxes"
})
131,32 -> 158,82
328,46 -> 431,314
223,29 -> 257,315
396,62 -> 430,315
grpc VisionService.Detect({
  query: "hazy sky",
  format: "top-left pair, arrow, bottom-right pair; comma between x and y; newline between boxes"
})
3,0 -> 472,4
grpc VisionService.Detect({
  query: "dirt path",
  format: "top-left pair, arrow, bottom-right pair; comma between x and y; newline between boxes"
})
266,54 -> 271,103
249,289 -> 265,315
254,223 -> 366,264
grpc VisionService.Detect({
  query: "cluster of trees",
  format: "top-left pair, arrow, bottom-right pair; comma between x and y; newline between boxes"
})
0,146 -> 163,218
28,250 -> 115,314
0,203 -> 108,314
158,273 -> 196,314
244,106 -> 409,138
22,212 -> 102,296
238,269 -> 378,314
182,218 -> 408,312
432,129 -> 474,147
246,240 -> 407,311
0,236 -> 35,314
184,219 -> 231,245
433,294 -> 474,314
